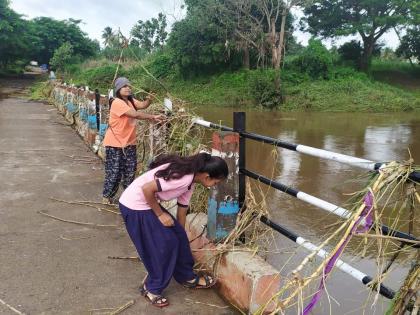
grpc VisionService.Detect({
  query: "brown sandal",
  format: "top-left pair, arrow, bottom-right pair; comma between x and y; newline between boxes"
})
139,285 -> 169,308
183,273 -> 216,289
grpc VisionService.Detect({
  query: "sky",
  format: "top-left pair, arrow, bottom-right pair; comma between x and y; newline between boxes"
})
10,0 -> 400,49
10,0 -> 186,45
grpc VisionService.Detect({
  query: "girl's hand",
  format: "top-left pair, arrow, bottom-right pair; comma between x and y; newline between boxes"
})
158,212 -> 174,227
152,114 -> 166,123
145,93 -> 156,102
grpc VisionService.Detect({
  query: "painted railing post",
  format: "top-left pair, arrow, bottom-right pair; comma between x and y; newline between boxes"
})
95,89 -> 100,131
207,131 -> 240,241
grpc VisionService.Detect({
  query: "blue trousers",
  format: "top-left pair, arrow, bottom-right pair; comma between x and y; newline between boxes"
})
119,203 -> 196,295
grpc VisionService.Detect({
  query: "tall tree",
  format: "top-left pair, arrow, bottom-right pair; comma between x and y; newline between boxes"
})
303,0 -> 411,71
0,0 -> 35,67
168,13 -> 228,76
207,0 -> 261,69
29,17 -> 99,64
396,26 -> 420,64
395,1 -> 420,65
198,0 -> 296,69
102,26 -> 117,47
131,13 -> 168,53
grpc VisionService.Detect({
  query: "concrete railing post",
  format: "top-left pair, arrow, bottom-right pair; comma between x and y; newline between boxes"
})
95,89 -> 100,132
207,131 -> 240,241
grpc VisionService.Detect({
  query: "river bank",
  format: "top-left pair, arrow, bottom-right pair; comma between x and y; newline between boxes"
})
31,58 -> 420,113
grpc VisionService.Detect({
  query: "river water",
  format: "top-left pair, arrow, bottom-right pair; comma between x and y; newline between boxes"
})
193,107 -> 420,315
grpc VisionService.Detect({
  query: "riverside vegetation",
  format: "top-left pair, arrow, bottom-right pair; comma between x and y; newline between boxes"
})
33,51 -> 420,112
1,0 -> 418,111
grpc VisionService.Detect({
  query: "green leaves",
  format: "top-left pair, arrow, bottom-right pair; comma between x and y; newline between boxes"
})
304,0 -> 411,38
0,0 -> 98,72
130,13 -> 168,53
30,17 -> 99,64
303,0 -> 413,70
396,26 -> 420,61
168,13 -> 229,77
50,42 -> 74,72
292,38 -> 333,79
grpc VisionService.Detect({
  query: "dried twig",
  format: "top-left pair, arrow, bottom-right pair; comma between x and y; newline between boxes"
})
49,197 -> 119,215
109,300 -> 135,315
354,233 -> 420,245
60,235 -> 94,241
0,298 -> 25,315
38,211 -> 118,227
107,256 -> 140,260
185,298 -> 229,309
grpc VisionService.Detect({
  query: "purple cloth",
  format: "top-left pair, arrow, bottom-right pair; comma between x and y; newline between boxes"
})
302,191 -> 374,315
356,192 -> 374,233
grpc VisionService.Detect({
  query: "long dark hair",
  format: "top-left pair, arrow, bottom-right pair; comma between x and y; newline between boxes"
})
150,153 -> 228,181
109,91 -> 135,109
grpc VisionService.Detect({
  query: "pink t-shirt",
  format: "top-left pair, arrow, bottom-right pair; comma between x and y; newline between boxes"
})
119,163 -> 195,210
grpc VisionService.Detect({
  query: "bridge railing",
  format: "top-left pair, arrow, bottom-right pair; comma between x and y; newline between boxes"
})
193,113 -> 419,244
193,111 -> 420,300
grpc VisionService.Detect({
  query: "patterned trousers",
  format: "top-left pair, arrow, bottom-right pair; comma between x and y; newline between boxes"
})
102,145 -> 137,198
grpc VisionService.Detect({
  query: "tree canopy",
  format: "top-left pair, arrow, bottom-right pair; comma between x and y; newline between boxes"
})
131,13 -> 168,53
303,0 -> 411,70
0,0 -> 99,71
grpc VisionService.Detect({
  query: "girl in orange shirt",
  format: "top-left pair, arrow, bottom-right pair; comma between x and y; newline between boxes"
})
102,77 -> 163,204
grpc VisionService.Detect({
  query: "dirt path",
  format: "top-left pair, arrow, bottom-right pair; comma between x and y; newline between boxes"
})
0,77 -> 234,315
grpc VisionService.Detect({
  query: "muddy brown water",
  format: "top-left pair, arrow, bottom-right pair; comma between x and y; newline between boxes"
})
194,107 -> 420,314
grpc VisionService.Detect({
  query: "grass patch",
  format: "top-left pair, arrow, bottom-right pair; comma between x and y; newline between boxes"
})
167,69 -> 419,112
282,77 -> 419,112
30,80 -> 54,101
370,59 -> 420,93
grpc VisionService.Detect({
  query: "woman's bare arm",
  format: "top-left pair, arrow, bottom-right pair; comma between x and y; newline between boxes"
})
142,180 -> 174,226
123,108 -> 158,121
133,98 -> 152,110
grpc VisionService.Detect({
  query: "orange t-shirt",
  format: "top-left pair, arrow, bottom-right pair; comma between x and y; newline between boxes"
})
103,98 -> 137,147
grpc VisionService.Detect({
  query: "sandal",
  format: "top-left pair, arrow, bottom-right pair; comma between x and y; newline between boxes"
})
183,273 -> 216,289
139,285 -> 169,308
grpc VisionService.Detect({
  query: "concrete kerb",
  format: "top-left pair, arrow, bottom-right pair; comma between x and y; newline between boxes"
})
51,84 -> 282,314
186,213 -> 281,314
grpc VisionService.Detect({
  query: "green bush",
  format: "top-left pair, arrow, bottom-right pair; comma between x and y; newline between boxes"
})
147,51 -> 175,78
249,70 -> 284,108
63,63 -> 82,76
77,64 -> 125,92
330,66 -> 369,80
0,61 -> 26,75
30,81 -> 54,100
280,69 -> 309,84
50,42 -> 74,72
292,39 -> 332,79
338,40 -> 362,67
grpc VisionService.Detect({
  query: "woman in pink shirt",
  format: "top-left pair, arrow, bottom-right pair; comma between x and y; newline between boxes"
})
119,152 -> 228,308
